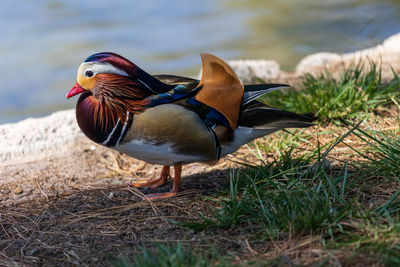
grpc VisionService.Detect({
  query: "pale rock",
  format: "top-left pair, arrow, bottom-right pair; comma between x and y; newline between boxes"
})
228,60 -> 282,83
295,53 -> 342,75
295,33 -> 400,77
0,109 -> 83,164
382,34 -> 400,52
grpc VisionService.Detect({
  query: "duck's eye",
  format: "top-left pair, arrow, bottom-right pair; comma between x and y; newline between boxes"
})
85,70 -> 94,78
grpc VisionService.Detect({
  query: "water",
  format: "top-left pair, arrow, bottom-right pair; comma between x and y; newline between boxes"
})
1,0 -> 399,124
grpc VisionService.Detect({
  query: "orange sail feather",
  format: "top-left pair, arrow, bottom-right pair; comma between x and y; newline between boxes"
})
195,53 -> 244,129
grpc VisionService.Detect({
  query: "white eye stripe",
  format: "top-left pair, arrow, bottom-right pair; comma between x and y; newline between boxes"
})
78,62 -> 128,78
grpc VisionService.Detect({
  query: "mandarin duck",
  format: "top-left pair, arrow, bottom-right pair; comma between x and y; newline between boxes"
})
67,52 -> 314,199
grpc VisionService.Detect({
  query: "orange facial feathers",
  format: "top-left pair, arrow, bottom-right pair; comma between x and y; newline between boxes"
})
89,74 -> 150,129
195,53 -> 244,129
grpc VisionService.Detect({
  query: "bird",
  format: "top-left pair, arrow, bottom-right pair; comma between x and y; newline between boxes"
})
67,52 -> 314,199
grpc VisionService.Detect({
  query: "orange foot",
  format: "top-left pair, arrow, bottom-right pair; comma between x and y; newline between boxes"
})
146,188 -> 184,200
144,164 -> 184,200
131,166 -> 171,189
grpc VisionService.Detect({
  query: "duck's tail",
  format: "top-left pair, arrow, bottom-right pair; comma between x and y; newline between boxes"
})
240,83 -> 316,129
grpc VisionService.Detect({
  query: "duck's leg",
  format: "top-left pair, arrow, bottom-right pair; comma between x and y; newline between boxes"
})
147,163 -> 184,199
131,165 -> 171,189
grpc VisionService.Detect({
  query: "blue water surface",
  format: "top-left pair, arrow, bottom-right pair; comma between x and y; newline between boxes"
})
1,0 -> 399,123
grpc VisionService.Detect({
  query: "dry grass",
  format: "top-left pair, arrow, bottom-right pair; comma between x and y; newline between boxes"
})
1,108 -> 399,266
2,61 -> 400,267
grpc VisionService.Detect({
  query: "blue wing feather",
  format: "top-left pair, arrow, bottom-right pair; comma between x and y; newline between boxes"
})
144,86 -> 232,131
144,85 -> 194,107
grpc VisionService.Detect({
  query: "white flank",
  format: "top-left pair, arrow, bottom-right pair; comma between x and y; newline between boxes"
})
220,126 -> 277,157
117,139 -> 205,166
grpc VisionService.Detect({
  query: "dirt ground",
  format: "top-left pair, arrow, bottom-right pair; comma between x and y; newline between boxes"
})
1,109 -> 399,266
0,133 -> 259,266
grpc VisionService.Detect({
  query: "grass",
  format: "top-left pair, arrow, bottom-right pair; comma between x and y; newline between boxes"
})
351,126 -> 400,183
174,131 -> 356,233
3,64 -> 400,266
327,219 -> 400,266
262,62 -> 400,123
170,124 -> 400,265
251,128 -> 313,156
168,64 -> 400,265
110,243 -> 230,267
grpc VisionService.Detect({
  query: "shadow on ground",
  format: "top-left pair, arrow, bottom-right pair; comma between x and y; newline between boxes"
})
0,167 -> 240,266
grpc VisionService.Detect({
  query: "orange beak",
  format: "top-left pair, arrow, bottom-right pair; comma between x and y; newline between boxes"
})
66,82 -> 85,99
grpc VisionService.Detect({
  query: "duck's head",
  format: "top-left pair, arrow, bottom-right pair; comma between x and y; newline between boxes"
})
66,52 -> 162,134
66,52 -> 137,99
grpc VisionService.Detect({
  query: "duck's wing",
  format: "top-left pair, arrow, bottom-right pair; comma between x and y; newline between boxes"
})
239,102 -> 315,129
153,74 -> 199,88
242,84 -> 289,105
